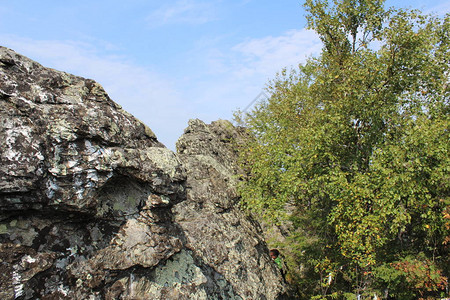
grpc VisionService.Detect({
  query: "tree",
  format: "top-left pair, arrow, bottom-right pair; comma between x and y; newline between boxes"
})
237,0 -> 449,298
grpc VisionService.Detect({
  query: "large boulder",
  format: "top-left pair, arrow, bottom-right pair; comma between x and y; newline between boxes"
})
0,46 -> 287,299
175,119 -> 286,299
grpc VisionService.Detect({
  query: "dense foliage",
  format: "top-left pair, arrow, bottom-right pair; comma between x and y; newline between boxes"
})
237,0 -> 449,298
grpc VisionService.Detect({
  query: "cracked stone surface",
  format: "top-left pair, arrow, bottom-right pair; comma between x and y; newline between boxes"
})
175,119 -> 287,299
0,46 -> 287,299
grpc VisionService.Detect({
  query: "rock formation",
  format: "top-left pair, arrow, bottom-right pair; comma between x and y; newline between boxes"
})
175,119 -> 284,299
0,46 -> 287,299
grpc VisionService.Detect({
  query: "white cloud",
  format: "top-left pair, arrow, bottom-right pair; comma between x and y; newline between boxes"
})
231,28 -> 322,78
191,28 -> 322,80
148,0 -> 218,27
425,1 -> 450,15
176,29 -> 322,120
0,35 -> 189,149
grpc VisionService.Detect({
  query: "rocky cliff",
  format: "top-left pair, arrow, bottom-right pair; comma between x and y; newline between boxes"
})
0,46 -> 287,299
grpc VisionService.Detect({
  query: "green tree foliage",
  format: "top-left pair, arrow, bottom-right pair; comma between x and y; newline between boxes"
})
237,0 -> 449,298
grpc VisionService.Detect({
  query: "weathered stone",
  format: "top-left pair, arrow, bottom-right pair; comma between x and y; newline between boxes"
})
175,119 -> 288,299
0,46 -> 287,299
0,244 -> 56,300
0,46 -> 184,214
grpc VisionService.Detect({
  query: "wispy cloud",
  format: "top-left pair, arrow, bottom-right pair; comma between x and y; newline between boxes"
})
177,29 -> 322,119
425,1 -> 450,15
193,28 -> 322,79
147,0 -> 218,27
0,35 -> 189,149
231,29 -> 322,78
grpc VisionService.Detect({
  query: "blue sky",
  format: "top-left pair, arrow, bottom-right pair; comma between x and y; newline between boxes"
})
1,0 -> 449,149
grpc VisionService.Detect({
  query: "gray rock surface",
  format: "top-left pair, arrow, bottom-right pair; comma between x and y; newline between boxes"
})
175,119 -> 287,299
0,46 -> 287,299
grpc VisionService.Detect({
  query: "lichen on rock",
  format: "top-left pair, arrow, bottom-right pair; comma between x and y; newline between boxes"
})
0,46 -> 287,299
175,119 -> 288,299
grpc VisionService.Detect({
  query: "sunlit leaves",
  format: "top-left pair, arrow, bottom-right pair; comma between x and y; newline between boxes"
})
238,0 -> 449,297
